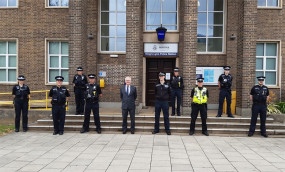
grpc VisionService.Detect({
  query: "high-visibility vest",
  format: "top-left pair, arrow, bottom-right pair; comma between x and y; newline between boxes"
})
193,87 -> 208,104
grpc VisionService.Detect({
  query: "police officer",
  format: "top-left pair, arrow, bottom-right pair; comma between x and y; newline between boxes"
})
12,75 -> 30,132
152,72 -> 171,135
216,66 -> 234,118
49,76 -> 70,135
170,67 -> 184,116
72,67 -> 87,115
190,77 -> 209,136
80,74 -> 102,134
248,76 -> 269,137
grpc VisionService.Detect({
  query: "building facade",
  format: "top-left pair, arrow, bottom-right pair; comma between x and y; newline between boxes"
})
0,0 -> 284,115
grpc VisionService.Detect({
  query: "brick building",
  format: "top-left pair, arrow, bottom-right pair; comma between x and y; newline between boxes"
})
0,0 -> 284,116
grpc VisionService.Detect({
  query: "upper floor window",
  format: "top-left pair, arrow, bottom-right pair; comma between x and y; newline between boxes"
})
48,41 -> 69,83
197,0 -> 224,53
48,0 -> 69,7
256,43 -> 278,86
100,0 -> 126,52
145,0 -> 178,31
0,41 -> 17,83
0,0 -> 17,7
258,0 -> 279,7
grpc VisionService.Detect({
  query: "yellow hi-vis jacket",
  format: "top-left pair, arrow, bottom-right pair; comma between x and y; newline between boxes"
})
193,86 -> 208,104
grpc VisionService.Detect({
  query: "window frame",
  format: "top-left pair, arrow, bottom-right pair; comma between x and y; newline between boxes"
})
255,41 -> 281,87
0,39 -> 18,84
99,0 -> 127,54
45,39 -> 69,85
144,0 -> 179,32
197,0 -> 226,54
45,0 -> 69,8
0,0 -> 18,8
257,0 -> 282,8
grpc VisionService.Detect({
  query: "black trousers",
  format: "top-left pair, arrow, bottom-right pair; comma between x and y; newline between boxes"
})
122,108 -> 135,131
190,104 -> 207,132
74,88 -> 85,114
14,98 -> 29,130
249,103 -> 267,134
52,104 -> 66,132
171,89 -> 182,115
154,100 -> 170,132
83,102 -> 101,130
217,89 -> 232,116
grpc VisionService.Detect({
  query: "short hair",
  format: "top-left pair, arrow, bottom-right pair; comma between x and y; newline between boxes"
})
125,76 -> 131,81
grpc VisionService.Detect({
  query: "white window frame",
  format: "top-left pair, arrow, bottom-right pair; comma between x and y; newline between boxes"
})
0,40 -> 18,84
99,0 -> 126,53
256,42 -> 279,86
46,0 -> 69,8
0,0 -> 18,8
145,0 -> 179,32
197,0 -> 225,54
47,41 -> 69,84
257,0 -> 281,8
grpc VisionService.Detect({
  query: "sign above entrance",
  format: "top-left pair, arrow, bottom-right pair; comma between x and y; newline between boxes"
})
144,43 -> 178,56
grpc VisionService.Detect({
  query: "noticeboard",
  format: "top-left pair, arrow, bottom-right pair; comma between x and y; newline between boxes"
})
196,67 -> 224,85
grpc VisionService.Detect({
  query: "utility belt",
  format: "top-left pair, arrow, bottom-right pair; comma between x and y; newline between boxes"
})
192,103 -> 207,106
74,86 -> 85,90
253,102 -> 266,105
220,87 -> 231,91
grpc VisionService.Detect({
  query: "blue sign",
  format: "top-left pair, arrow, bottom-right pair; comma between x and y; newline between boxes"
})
156,26 -> 167,41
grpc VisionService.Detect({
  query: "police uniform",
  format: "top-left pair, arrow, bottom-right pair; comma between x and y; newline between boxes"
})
72,67 -> 87,115
49,76 -> 70,135
152,72 -> 171,135
248,76 -> 269,137
80,74 -> 102,134
12,75 -> 30,132
217,66 -> 234,118
170,67 -> 184,116
190,78 -> 209,136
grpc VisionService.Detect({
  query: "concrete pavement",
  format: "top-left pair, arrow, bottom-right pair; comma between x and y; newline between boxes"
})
0,132 -> 285,172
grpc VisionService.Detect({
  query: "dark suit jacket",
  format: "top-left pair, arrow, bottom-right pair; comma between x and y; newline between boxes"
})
120,85 -> 137,109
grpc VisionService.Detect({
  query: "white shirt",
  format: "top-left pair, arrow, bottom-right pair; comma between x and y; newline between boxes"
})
125,85 -> 130,95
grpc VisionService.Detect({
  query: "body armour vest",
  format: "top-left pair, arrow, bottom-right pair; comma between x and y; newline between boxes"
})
51,86 -> 67,105
193,87 -> 208,104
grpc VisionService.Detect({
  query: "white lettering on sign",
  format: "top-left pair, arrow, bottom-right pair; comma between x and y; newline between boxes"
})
144,43 -> 178,56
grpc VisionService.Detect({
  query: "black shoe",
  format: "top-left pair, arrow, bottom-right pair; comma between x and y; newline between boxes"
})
75,113 -> 79,115
189,131 -> 194,135
152,130 -> 159,134
53,131 -> 58,135
228,114 -> 234,118
248,132 -> 254,137
123,130 -> 127,134
80,129 -> 89,133
97,129 -> 101,134
216,114 -> 222,117
59,131 -> 64,135
171,114 -> 175,116
15,129 -> 19,132
131,130 -> 135,134
166,131 -> 171,135
177,114 -> 181,116
261,133 -> 268,138
80,113 -> 84,115
23,129 -> 27,132
202,131 -> 209,136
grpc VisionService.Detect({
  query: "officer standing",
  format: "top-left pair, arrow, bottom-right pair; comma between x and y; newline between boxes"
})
248,76 -> 269,137
170,67 -> 184,116
49,76 -> 70,135
216,66 -> 234,118
190,77 -> 209,136
80,74 -> 102,134
72,67 -> 87,115
12,75 -> 30,132
152,72 -> 171,135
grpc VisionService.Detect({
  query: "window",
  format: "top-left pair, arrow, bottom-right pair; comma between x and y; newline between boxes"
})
0,0 -> 17,7
256,43 -> 278,86
0,41 -> 17,83
258,0 -> 279,7
48,41 -> 69,83
100,0 -> 126,52
197,0 -> 224,53
48,0 -> 69,7
145,0 -> 178,31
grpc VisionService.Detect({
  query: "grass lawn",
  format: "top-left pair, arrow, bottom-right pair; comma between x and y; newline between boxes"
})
0,125 -> 15,136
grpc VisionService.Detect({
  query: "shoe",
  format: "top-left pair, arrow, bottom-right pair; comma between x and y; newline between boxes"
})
123,130 -> 127,134
166,131 -> 171,135
23,129 -> 27,132
80,113 -> 84,115
202,131 -> 209,136
177,114 -> 181,116
228,114 -> 235,118
97,129 -> 101,134
189,131 -> 194,135
248,132 -> 254,137
261,133 -> 268,138
216,114 -> 222,117
171,114 -> 175,116
152,130 -> 159,134
15,129 -> 19,132
53,131 -> 58,135
75,113 -> 79,115
80,129 -> 89,133
131,130 -> 135,134
59,132 -> 64,135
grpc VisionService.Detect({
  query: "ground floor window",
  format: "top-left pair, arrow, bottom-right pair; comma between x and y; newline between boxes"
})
48,41 -> 69,83
256,42 -> 278,86
0,41 -> 17,83
48,0 -> 69,7
258,0 -> 279,7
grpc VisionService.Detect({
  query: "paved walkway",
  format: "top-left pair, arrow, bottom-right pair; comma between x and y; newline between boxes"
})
0,132 -> 285,172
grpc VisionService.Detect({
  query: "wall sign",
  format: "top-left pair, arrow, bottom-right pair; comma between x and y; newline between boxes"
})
196,67 -> 224,85
144,43 -> 178,56
99,71 -> 106,77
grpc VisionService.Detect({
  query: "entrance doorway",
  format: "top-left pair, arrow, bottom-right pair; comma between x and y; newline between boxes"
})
146,58 -> 176,106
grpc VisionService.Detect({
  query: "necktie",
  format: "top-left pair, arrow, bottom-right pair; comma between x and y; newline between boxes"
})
127,86 -> 129,96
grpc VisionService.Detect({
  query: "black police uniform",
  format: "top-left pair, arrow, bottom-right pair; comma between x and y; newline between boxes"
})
249,84 -> 269,137
153,79 -> 171,135
217,73 -> 233,117
12,84 -> 30,132
81,82 -> 102,133
72,74 -> 87,114
170,75 -> 184,116
49,85 -> 70,135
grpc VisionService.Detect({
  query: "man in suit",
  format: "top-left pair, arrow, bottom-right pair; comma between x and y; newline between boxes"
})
120,76 -> 137,134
